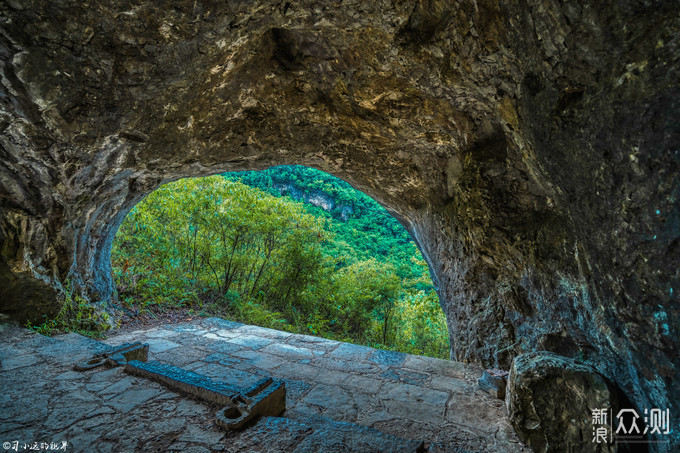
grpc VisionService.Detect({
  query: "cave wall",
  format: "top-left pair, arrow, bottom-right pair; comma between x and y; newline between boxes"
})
1,0 -> 678,448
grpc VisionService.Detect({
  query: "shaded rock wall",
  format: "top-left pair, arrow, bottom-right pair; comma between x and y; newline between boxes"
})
506,352 -> 617,453
0,0 -> 678,448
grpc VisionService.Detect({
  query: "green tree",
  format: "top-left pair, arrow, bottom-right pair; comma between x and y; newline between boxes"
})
331,259 -> 401,344
112,170 -> 449,359
113,176 -> 326,311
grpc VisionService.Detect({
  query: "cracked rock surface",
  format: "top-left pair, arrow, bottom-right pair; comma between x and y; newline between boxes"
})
0,317 -> 524,452
0,1 -> 678,449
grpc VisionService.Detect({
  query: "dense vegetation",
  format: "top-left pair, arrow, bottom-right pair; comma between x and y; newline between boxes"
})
222,166 -> 426,282
111,166 -> 449,358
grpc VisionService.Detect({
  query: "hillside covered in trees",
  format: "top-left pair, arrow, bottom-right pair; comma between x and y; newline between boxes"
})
223,166 -> 428,284
110,166 -> 449,358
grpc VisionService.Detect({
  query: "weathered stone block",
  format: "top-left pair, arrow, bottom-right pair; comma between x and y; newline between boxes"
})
506,351 -> 615,453
477,368 -> 508,399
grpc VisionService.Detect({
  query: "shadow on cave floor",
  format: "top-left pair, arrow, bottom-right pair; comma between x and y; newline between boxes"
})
0,318 -> 526,452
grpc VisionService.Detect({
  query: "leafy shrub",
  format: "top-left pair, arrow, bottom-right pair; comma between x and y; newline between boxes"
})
26,281 -> 113,338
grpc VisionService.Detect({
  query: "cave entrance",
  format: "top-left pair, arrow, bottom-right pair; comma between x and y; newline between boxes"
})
112,165 -> 449,359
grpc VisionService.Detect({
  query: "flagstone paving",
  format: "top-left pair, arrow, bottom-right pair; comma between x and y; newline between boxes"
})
0,318 -> 527,452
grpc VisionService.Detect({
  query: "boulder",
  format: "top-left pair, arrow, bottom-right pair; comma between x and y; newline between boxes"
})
506,351 -> 616,453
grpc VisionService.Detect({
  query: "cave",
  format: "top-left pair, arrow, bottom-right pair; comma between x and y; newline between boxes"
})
0,0 -> 678,451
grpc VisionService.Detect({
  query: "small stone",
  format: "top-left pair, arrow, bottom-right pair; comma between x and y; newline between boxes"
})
282,379 -> 312,404
85,405 -> 116,418
477,369 -> 507,399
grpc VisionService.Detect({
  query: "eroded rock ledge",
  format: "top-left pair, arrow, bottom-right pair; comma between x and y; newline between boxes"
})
0,1 -> 678,450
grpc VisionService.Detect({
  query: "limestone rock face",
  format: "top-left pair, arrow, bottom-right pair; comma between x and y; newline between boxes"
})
506,352 -> 616,453
0,1 -> 678,450
274,182 -> 355,220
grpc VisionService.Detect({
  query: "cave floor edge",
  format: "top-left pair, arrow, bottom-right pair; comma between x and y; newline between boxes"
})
0,317 -> 525,452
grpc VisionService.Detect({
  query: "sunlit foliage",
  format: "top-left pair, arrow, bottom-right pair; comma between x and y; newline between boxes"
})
112,171 -> 449,358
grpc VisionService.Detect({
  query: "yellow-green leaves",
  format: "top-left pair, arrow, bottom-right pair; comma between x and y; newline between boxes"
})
112,172 -> 448,359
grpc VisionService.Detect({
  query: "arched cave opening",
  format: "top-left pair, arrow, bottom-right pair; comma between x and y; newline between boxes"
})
111,165 -> 450,359
1,0 -> 677,449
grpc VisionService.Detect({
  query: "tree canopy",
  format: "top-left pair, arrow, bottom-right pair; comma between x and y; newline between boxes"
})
111,169 -> 449,358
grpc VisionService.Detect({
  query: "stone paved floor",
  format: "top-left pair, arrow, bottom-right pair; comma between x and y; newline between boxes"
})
0,318 -> 527,452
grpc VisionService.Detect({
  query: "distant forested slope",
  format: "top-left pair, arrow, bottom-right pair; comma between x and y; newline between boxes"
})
223,166 -> 431,288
